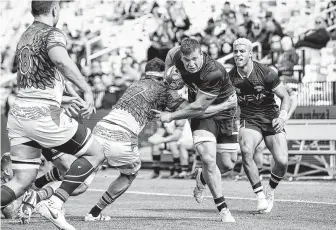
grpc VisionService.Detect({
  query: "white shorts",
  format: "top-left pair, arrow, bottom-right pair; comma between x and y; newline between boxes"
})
7,102 -> 78,148
93,120 -> 141,175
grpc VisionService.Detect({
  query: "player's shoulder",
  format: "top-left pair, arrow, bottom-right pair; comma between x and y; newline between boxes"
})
227,65 -> 238,78
253,61 -> 278,81
168,46 -> 181,59
201,54 -> 225,80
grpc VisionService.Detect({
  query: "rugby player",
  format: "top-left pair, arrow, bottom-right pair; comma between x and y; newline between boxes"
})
1,2 -> 105,229
229,38 -> 290,213
155,38 -> 238,222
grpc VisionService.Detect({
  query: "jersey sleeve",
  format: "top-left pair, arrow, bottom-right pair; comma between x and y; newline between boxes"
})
264,67 -> 281,91
165,89 -> 186,111
46,29 -> 67,51
165,46 -> 180,70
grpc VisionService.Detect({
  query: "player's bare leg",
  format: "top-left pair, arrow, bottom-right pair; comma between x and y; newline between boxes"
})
86,164 -> 139,221
170,142 -> 182,178
239,128 -> 268,212
264,132 -> 288,213
179,143 -> 190,178
254,141 -> 266,181
216,144 -> 238,176
195,142 -> 235,222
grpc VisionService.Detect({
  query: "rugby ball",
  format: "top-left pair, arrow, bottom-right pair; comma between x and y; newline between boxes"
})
165,66 -> 185,90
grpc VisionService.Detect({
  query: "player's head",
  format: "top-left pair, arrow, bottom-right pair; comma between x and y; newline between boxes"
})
31,1 -> 60,27
233,38 -> 253,67
180,38 -> 203,73
144,58 -> 165,82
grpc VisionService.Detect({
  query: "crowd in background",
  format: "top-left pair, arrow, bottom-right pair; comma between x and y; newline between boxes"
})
1,0 -> 336,111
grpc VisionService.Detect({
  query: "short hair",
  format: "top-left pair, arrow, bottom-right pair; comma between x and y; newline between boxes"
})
31,1 -> 57,17
145,58 -> 165,73
180,38 -> 201,56
233,38 -> 253,51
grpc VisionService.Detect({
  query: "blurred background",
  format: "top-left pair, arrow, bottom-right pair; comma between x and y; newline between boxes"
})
1,0 -> 335,180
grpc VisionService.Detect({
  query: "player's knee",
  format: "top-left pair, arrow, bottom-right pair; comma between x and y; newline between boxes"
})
121,171 -> 138,185
240,144 -> 255,160
13,169 -> 37,192
274,156 -> 288,169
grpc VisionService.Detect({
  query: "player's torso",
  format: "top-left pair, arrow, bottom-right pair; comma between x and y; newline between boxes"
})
15,22 -> 65,107
104,79 -> 169,135
229,62 -> 279,121
173,50 -> 235,119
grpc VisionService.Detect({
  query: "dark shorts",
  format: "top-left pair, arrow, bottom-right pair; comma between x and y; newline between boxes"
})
240,119 -> 285,137
190,117 -> 238,145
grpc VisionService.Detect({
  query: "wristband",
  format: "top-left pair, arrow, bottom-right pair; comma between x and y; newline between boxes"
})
279,110 -> 288,121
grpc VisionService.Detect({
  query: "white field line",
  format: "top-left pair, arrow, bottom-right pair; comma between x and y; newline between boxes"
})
87,188 -> 336,205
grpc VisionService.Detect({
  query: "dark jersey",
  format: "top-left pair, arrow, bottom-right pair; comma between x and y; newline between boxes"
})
103,78 -> 185,135
228,61 -> 281,123
15,21 -> 66,106
166,47 -> 236,119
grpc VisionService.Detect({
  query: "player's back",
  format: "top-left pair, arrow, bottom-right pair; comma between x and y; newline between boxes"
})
15,21 -> 66,107
103,78 -> 171,135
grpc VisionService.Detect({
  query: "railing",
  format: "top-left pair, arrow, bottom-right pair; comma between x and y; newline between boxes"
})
286,82 -> 336,106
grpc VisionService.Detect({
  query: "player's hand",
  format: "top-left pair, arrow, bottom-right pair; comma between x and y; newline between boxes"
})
63,103 -> 80,117
151,109 -> 173,123
272,118 -> 285,133
82,92 -> 96,119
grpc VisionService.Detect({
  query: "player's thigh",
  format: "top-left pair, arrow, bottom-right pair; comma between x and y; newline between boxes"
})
167,141 -> 179,154
264,132 -> 288,165
239,120 -> 264,158
94,123 -> 140,175
10,144 -> 42,185
190,118 -> 217,162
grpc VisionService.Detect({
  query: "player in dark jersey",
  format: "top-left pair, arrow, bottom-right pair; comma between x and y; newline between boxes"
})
229,38 -> 291,213
84,58 -> 231,221
2,2 -> 105,230
154,38 -> 238,222
253,84 -> 298,181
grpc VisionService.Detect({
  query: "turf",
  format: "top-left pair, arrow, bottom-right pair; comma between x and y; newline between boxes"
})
2,169 -> 336,230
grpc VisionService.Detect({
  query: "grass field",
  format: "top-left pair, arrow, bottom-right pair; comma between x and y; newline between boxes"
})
2,169 -> 336,230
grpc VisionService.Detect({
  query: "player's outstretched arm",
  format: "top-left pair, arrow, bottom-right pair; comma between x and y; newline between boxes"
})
155,90 -> 217,122
48,46 -> 95,115
197,93 -> 237,119
287,89 -> 298,119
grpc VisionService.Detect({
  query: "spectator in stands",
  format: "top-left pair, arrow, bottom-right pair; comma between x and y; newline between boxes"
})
221,1 -> 235,23
295,16 -> 331,49
277,36 -> 300,79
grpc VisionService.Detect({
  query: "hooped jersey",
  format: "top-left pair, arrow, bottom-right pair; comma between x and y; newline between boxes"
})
15,21 -> 66,107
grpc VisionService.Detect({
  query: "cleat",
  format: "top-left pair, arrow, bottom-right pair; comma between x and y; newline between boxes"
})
219,208 -> 236,222
36,199 -> 75,230
257,197 -> 268,213
145,172 -> 162,179
264,185 -> 275,213
17,189 -> 37,224
193,168 -> 206,203
84,213 -> 111,221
